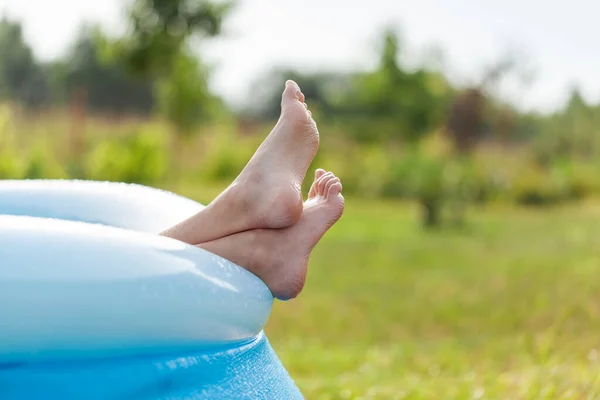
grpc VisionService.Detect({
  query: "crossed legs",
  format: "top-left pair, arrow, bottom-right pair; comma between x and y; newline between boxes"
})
161,81 -> 344,300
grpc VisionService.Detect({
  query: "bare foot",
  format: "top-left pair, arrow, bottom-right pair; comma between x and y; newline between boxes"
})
198,171 -> 344,300
161,80 -> 319,244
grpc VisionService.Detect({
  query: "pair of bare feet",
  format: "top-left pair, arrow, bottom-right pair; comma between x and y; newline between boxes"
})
161,81 -> 345,300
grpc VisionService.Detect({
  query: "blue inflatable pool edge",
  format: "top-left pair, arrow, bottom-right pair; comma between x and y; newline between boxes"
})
0,180 -> 303,399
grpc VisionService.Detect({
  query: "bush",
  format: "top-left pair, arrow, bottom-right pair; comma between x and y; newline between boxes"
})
0,105 -> 24,179
23,141 -> 67,179
384,145 -> 472,227
355,145 -> 393,198
199,130 -> 259,181
551,160 -> 600,200
0,147 -> 23,179
507,166 -> 568,206
4,104 -> 600,211
382,150 -> 418,198
85,127 -> 167,184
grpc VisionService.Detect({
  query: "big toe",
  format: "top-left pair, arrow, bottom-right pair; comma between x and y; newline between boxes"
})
281,81 -> 312,118
282,80 -> 304,103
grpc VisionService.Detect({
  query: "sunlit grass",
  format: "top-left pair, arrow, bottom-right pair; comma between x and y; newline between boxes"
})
251,199 -> 600,399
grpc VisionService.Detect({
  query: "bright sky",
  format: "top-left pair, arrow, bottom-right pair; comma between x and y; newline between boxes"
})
1,0 -> 599,112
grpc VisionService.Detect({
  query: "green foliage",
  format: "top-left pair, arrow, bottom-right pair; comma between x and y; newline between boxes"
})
104,0 -> 233,136
565,164 -> 600,199
507,166 -> 568,206
85,127 -> 167,184
0,105 -> 24,178
0,17 -> 156,114
3,103 -> 600,214
198,130 -> 259,181
23,141 -> 67,179
398,149 -> 482,228
3,13 -> 600,216
353,145 -> 393,198
0,4 -> 231,127
0,149 -> 22,179
0,18 -> 48,107
247,30 -> 452,146
64,26 -> 155,114
532,88 -> 600,165
347,30 -> 452,143
156,49 -> 223,134
116,0 -> 232,77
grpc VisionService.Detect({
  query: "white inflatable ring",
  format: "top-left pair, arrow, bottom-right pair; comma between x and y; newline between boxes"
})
0,180 -> 274,364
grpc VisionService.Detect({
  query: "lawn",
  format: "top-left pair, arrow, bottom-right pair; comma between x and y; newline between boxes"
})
255,198 -> 600,399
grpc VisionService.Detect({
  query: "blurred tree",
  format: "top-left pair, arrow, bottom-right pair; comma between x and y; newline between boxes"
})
446,52 -> 535,152
43,60 -> 70,106
61,25 -> 155,115
446,88 -> 486,152
532,87 -> 600,164
113,0 -> 232,78
156,48 -> 224,135
247,29 -> 451,145
348,29 -> 452,143
104,0 -> 233,141
0,18 -> 49,108
95,0 -> 235,178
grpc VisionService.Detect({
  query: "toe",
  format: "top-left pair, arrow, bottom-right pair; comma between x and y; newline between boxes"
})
308,169 -> 327,199
327,182 -> 343,199
282,80 -> 302,103
281,81 -> 313,124
324,177 -> 340,198
317,172 -> 334,195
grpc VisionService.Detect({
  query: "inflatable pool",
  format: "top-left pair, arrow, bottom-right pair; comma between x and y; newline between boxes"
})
0,180 -> 303,399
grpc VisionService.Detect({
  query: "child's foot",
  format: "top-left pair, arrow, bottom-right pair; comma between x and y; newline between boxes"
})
162,80 -> 319,244
198,172 -> 344,300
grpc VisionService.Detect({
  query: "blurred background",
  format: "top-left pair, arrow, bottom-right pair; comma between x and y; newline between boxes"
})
2,0 -> 600,398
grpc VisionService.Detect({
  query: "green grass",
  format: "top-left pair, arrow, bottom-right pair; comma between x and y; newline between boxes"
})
242,198 -> 600,399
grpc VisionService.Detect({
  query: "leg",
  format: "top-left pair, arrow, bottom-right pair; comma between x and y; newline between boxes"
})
161,80 -> 319,244
198,171 -> 344,300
